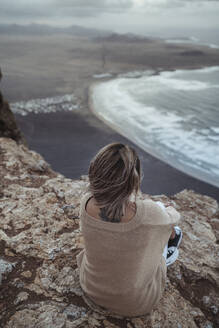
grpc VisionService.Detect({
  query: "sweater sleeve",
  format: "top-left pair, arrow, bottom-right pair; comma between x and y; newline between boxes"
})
165,206 -> 181,225
156,201 -> 181,226
142,199 -> 181,226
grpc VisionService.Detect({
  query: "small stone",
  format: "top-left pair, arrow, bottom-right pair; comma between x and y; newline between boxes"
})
88,316 -> 102,327
91,312 -> 105,320
48,247 -> 61,260
30,159 -> 49,172
210,218 -> 219,230
11,279 -> 25,288
131,318 -> 145,328
4,249 -> 15,257
21,270 -> 32,278
63,304 -> 87,321
14,291 -> 29,305
58,191 -> 65,199
204,323 -> 213,328
62,204 -> 75,210
103,320 -> 119,328
202,296 -> 210,305
0,258 -> 16,284
176,273 -> 182,280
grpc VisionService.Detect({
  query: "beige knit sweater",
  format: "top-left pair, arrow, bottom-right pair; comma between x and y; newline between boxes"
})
76,192 -> 180,317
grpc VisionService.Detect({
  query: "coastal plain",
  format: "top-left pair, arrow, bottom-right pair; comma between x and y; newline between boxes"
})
1,34 -> 219,102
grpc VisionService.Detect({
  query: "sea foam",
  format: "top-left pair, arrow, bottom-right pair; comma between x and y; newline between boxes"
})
11,94 -> 80,116
91,67 -> 219,187
165,37 -> 219,49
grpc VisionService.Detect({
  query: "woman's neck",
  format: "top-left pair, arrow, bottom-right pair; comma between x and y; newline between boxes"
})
86,197 -> 136,223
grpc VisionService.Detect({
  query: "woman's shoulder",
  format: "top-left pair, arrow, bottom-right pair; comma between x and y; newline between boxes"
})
138,198 -> 180,226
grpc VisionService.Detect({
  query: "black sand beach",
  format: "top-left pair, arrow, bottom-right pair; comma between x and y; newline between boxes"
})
16,111 -> 219,200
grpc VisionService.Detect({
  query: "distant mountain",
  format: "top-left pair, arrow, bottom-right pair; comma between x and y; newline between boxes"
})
95,32 -> 154,43
0,23 -> 112,38
66,25 -> 111,38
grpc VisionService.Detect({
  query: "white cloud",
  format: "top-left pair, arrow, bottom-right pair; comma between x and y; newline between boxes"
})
0,0 -> 218,21
55,0 -> 133,13
133,0 -> 218,10
0,0 -> 218,36
0,0 -> 134,20
55,0 -> 134,17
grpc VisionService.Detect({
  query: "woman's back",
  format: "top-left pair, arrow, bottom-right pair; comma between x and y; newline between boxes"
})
77,192 -> 180,317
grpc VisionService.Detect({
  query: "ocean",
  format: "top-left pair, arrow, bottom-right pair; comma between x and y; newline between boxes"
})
91,66 -> 219,188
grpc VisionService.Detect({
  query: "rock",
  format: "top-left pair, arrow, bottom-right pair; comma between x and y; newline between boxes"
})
0,137 -> 218,327
0,258 -> 16,285
14,291 -> 29,305
0,68 -> 26,145
210,218 -> 219,231
5,302 -> 88,328
21,271 -> 32,278
210,216 -> 219,242
63,304 -> 87,321
165,190 -> 219,327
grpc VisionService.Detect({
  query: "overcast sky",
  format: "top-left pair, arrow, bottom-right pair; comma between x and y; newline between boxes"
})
0,0 -> 219,39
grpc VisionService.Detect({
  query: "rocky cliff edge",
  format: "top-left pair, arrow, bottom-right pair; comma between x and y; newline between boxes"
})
0,137 -> 219,328
0,69 -> 26,145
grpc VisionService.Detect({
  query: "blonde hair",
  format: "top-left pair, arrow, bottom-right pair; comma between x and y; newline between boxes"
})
88,143 -> 142,221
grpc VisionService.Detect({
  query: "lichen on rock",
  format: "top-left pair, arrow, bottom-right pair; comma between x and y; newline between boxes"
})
0,137 -> 218,327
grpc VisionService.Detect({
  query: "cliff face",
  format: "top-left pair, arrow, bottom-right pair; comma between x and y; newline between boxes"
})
0,137 -> 218,328
0,69 -> 26,144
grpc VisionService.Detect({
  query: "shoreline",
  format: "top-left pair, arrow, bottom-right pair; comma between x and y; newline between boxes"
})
89,66 -> 219,189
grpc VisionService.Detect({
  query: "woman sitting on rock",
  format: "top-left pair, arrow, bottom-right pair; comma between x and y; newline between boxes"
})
77,143 -> 182,317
